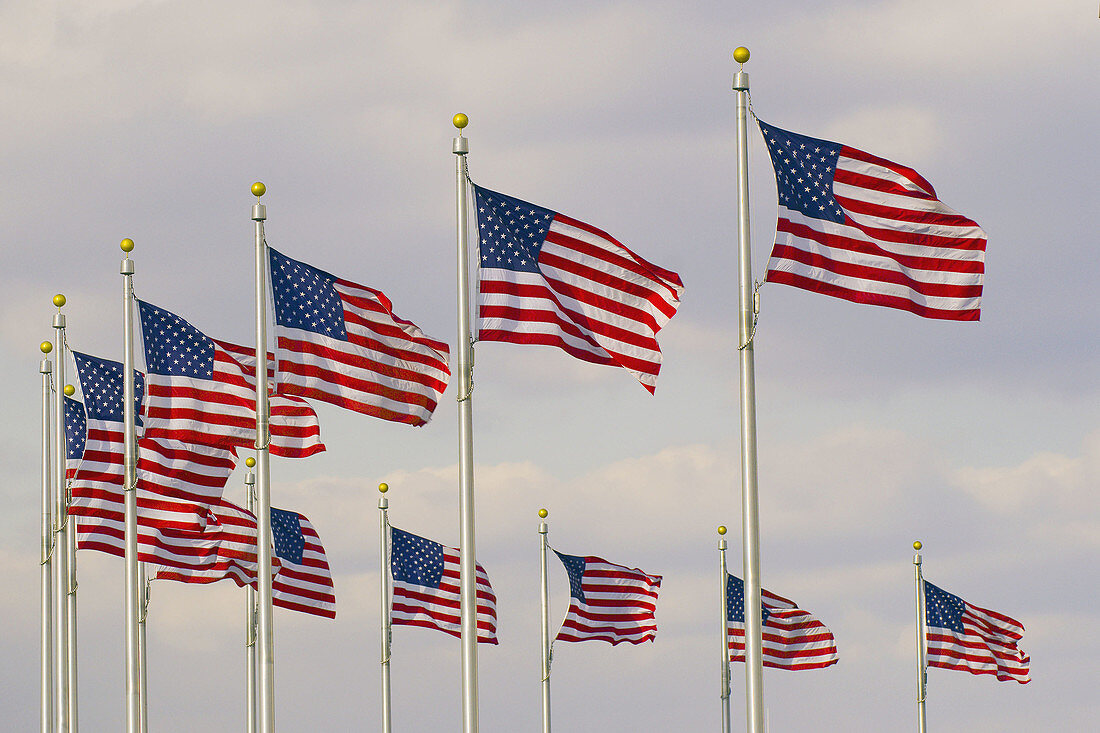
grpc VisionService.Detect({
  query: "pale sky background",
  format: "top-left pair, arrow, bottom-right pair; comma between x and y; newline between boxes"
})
2,1 -> 1097,730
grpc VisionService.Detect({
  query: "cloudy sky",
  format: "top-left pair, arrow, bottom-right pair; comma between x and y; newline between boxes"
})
2,1 -> 1097,730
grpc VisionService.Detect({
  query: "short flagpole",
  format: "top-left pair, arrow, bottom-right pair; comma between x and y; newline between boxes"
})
718,526 -> 731,733
244,457 -> 258,733
40,343 -> 54,733
250,182 -> 276,733
378,483 -> 392,733
538,508 -> 551,733
452,112 -> 480,733
64,386 -> 80,733
120,238 -> 142,733
731,46 -> 766,733
51,295 -> 72,733
913,541 -> 927,733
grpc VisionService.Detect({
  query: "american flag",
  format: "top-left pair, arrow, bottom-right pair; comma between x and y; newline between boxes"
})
553,551 -> 661,645
725,574 -> 838,671
63,395 -> 86,479
267,247 -> 450,426
270,507 -> 336,618
137,299 -> 325,458
67,351 -> 235,535
473,184 -> 684,393
758,120 -> 986,321
924,580 -> 1030,683
389,526 -> 497,643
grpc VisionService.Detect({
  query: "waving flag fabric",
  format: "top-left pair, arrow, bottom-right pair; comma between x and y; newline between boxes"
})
268,248 -> 450,426
63,395 -> 86,479
68,351 -> 231,534
389,526 -> 497,643
270,508 -> 336,618
137,300 -> 325,458
553,551 -> 661,645
758,120 -> 986,320
924,581 -> 1030,683
473,184 -> 684,393
725,574 -> 838,671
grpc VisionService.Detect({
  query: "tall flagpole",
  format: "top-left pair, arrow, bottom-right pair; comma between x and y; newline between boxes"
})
251,181 -> 276,733
40,342 -> 54,733
120,238 -> 142,732
378,483 -> 392,733
452,112 -> 480,733
538,508 -> 551,733
52,294 -> 73,733
138,565 -> 149,733
63,382 -> 80,733
718,526 -> 731,733
913,541 -> 927,733
244,456 -> 258,733
731,46 -> 765,733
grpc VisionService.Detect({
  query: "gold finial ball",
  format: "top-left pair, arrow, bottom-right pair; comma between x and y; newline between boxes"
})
913,540 -> 922,551
378,482 -> 389,494
452,113 -> 468,130
120,238 -> 134,253
245,456 -> 256,468
538,508 -> 548,518
64,384 -> 76,396
733,47 -> 750,64
718,525 -> 727,535
251,182 -> 266,198
40,341 -> 53,354
53,293 -> 66,308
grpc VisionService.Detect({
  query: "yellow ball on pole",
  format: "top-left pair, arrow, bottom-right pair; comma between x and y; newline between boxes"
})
378,483 -> 389,494
245,457 -> 256,468
53,294 -> 66,308
64,384 -> 76,396
733,47 -> 750,64
120,238 -> 134,253
452,113 -> 469,130
40,341 -> 53,354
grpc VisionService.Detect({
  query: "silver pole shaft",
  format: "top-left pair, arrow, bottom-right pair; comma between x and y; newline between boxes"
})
138,563 -> 148,733
253,199 -> 276,733
453,126 -> 479,733
733,68 -> 765,733
66,498 -> 78,733
539,519 -> 551,733
121,256 -> 142,732
41,357 -> 54,733
245,468 -> 257,733
379,494 -> 392,733
719,537 -> 731,733
913,550 -> 927,733
53,312 -> 71,733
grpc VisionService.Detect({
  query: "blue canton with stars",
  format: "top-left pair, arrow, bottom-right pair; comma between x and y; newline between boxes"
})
554,551 -> 587,603
726,574 -> 772,625
391,527 -> 444,588
137,300 -> 215,379
758,120 -> 846,224
72,351 -> 145,427
270,508 -> 305,564
924,582 -> 966,633
473,185 -> 555,273
64,396 -> 86,460
268,248 -> 349,340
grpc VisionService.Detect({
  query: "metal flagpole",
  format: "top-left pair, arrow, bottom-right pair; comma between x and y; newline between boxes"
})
63,382 -> 80,733
718,526 -> 731,733
538,509 -> 551,733
251,182 -> 276,733
138,564 -> 148,733
52,294 -> 74,733
731,46 -> 765,733
378,483 -> 392,733
452,112 -> 480,733
120,238 -> 142,732
913,541 -> 927,733
244,456 -> 258,733
40,343 -> 54,733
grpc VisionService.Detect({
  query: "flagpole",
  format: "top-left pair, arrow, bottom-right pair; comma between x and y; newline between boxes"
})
731,46 -> 765,733
40,343 -> 54,733
63,382 -> 80,733
718,526 -> 731,733
244,456 -> 258,733
120,238 -> 142,733
452,112 -> 480,733
913,541 -> 927,733
538,508 -> 551,733
51,294 -> 73,733
378,483 -> 392,733
250,181 -> 276,733
138,564 -> 149,733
